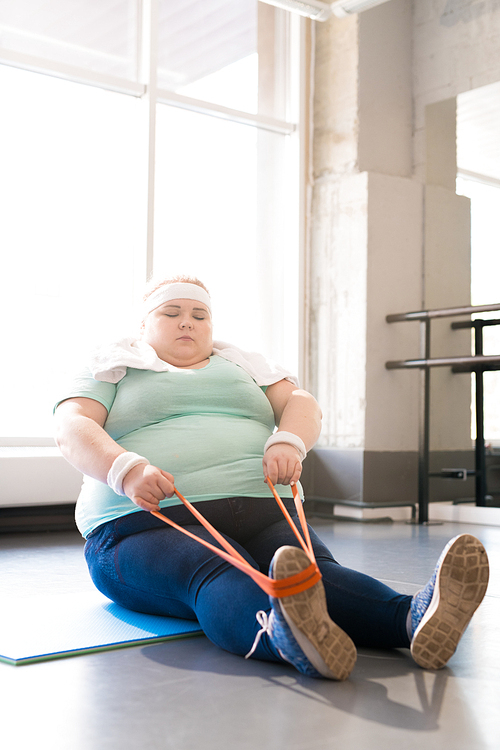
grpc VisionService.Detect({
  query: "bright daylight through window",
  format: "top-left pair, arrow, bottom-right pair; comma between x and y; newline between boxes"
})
0,1 -> 303,440
456,177 -> 500,442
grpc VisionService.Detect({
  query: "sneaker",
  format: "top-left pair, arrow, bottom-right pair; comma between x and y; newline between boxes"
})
250,545 -> 357,680
410,534 -> 489,670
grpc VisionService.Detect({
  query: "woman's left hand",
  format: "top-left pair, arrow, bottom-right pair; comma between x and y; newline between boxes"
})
263,443 -> 302,487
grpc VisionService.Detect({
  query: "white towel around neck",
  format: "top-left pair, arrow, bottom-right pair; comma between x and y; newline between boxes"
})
88,337 -> 299,388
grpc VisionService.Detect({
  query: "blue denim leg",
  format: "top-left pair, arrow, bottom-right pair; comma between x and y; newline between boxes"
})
244,517 -> 412,649
84,497 -> 411,665
84,507 -> 283,662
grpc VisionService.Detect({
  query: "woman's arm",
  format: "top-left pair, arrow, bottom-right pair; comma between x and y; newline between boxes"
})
55,397 -> 122,482
54,397 -> 174,511
263,380 -> 322,486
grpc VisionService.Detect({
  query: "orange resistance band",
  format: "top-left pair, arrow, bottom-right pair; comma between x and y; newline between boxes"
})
150,479 -> 322,598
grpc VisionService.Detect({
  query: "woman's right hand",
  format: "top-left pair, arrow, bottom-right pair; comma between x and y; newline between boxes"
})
122,463 -> 175,512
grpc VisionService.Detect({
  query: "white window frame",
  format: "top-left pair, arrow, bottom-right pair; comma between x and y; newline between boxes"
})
0,0 -> 310,507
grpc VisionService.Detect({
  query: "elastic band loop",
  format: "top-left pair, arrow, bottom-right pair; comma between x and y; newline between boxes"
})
265,480 -> 315,562
149,480 -> 321,598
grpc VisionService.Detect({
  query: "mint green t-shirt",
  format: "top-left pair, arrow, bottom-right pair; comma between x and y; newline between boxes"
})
58,356 -> 297,538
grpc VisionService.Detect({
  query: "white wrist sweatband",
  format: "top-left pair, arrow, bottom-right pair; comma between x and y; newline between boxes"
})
264,432 -> 307,462
107,452 -> 150,496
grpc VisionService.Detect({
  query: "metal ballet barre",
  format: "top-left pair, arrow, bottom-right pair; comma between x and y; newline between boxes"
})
386,302 -> 500,524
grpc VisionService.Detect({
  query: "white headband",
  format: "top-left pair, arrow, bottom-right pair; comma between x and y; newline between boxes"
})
143,283 -> 212,317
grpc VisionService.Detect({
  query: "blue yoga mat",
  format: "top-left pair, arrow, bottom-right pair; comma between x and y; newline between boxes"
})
0,591 -> 203,665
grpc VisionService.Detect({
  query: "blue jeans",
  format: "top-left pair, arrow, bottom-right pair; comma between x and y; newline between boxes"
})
84,497 -> 412,663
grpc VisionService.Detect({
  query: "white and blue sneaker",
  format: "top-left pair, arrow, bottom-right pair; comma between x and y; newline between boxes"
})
247,546 -> 356,680
410,534 -> 489,669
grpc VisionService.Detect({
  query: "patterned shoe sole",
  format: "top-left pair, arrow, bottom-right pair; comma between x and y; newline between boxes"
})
273,546 -> 357,681
411,534 -> 489,670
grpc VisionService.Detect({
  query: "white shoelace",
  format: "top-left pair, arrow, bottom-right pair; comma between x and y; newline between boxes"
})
245,610 -> 271,659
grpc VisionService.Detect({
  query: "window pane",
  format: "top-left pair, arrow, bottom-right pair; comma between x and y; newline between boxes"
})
0,0 -> 138,79
158,0 -> 257,110
153,104 -> 299,374
0,65 -> 146,437
456,177 -> 500,441
179,53 -> 258,114
157,0 -> 290,119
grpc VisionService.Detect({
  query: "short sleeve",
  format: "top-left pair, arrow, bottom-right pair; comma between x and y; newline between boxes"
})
54,368 -> 117,414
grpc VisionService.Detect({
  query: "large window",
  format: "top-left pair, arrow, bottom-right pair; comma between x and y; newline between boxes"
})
456,175 -> 500,442
457,80 -> 500,443
0,66 -> 146,437
0,1 -> 305,448
154,106 -> 298,364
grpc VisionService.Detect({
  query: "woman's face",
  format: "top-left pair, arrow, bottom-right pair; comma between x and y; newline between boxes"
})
142,298 -> 213,367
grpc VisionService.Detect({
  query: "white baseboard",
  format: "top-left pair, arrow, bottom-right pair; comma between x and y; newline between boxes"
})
317,502 -> 500,527
428,503 -> 500,527
330,505 -> 415,522
0,452 -> 82,507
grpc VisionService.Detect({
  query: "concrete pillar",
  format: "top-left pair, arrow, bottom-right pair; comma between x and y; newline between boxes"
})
424,99 -> 472,470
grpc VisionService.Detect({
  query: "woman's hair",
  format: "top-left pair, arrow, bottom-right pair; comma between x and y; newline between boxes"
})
143,274 -> 210,303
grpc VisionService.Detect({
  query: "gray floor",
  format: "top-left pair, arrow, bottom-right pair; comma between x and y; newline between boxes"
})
1,517 -> 499,750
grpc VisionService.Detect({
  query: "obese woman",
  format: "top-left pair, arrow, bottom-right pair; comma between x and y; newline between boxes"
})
54,276 -> 489,680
